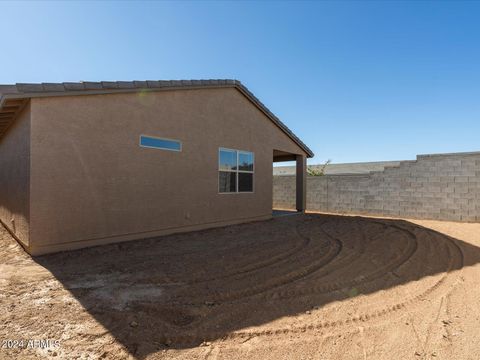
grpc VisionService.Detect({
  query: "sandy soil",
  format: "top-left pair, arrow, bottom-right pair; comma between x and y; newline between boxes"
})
1,213 -> 480,360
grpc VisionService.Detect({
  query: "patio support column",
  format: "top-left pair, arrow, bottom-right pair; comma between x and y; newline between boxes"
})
296,154 -> 306,212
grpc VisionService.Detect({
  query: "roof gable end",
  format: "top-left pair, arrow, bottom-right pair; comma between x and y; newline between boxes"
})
0,80 -> 313,157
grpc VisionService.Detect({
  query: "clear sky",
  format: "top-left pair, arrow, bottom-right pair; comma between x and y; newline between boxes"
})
1,1 -> 479,165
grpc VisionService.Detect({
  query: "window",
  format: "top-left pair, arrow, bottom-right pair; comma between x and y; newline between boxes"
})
219,148 -> 254,193
140,135 -> 181,151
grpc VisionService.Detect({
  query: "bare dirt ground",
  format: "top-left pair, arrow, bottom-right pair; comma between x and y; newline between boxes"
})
1,213 -> 480,360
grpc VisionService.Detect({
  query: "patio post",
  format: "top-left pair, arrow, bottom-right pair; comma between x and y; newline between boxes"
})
296,154 -> 306,212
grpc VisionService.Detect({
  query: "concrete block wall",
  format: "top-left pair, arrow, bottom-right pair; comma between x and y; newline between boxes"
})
273,151 -> 480,222
272,175 -> 297,209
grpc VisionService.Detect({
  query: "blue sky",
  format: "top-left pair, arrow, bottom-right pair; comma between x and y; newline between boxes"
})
1,1 -> 479,164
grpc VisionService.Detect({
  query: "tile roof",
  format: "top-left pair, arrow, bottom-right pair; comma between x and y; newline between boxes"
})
0,79 -> 313,157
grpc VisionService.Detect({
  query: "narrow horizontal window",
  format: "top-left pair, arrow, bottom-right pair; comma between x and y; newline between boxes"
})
140,135 -> 181,151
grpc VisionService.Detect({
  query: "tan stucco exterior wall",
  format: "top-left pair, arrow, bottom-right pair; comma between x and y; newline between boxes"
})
0,103 -> 30,247
28,88 -> 306,254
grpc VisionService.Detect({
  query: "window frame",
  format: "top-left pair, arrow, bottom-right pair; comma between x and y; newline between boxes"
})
218,147 -> 255,194
139,134 -> 182,152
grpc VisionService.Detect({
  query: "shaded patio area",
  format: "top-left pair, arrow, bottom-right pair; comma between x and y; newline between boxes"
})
272,209 -> 299,217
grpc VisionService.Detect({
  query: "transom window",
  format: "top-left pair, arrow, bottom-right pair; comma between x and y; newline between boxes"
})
219,148 -> 254,193
139,135 -> 181,152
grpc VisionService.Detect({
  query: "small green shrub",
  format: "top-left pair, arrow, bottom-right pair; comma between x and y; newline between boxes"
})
307,159 -> 331,176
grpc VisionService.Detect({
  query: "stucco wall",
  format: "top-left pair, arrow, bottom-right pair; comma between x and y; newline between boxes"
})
273,152 -> 480,222
28,88 -> 306,254
0,103 -> 30,245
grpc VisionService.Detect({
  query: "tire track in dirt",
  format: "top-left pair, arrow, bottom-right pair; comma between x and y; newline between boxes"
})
297,217 -> 368,282
218,227 -> 464,342
265,220 -> 462,307
167,223 -> 342,305
133,231 -> 310,287
211,217 -> 417,305
182,219 -> 319,285
152,219 -> 465,346
262,219 -> 419,301
164,217 -> 429,306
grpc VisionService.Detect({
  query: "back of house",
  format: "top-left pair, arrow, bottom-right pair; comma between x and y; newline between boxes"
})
0,80 -> 312,255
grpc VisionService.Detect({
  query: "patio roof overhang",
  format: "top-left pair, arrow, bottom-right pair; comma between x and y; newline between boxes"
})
0,95 -> 29,139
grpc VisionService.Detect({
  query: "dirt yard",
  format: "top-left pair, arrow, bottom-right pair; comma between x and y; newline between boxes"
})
1,213 -> 480,360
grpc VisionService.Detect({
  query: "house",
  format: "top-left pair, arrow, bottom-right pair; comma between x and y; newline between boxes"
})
0,80 -> 313,255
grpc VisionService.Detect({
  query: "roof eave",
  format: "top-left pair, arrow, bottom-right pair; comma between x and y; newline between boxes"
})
234,84 -> 313,158
0,81 -> 314,158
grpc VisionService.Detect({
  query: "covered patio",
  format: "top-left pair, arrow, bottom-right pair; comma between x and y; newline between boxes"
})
273,149 -> 306,213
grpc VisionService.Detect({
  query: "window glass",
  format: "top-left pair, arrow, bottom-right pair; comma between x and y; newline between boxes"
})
238,173 -> 253,192
219,148 -> 254,193
219,171 -> 237,193
238,152 -> 254,171
219,149 -> 238,171
140,135 -> 181,151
